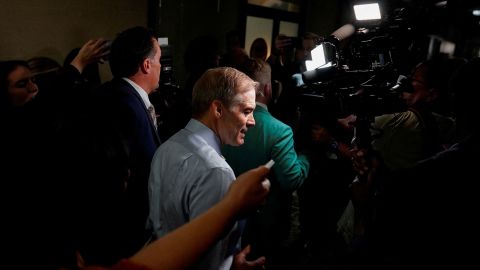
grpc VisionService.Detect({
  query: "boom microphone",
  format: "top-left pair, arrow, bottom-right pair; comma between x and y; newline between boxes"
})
325,24 -> 356,45
331,24 -> 356,41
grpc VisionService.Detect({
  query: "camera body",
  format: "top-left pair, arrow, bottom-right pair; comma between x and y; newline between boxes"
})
294,10 -> 423,150
298,6 -> 426,121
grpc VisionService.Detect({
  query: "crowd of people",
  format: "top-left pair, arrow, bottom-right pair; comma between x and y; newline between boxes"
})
1,23 -> 479,270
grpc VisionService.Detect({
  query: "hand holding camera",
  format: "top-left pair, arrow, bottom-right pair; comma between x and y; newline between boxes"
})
274,34 -> 300,53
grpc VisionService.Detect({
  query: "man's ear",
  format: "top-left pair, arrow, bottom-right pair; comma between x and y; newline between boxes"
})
264,83 -> 272,100
212,100 -> 222,118
140,58 -> 151,74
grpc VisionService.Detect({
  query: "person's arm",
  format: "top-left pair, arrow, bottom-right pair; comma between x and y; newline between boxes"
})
53,39 -> 109,103
128,166 -> 271,270
272,125 -> 310,190
70,39 -> 109,73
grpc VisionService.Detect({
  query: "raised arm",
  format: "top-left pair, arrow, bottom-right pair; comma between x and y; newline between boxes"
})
70,39 -> 110,73
128,166 -> 271,270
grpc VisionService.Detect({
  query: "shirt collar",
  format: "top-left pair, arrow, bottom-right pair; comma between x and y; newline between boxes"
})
122,77 -> 152,109
185,119 -> 222,155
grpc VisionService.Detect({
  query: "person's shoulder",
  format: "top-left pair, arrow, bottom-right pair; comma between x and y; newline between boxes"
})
96,78 -> 121,94
101,79 -> 142,103
153,133 -> 194,163
158,129 -> 208,157
374,111 -> 414,127
259,111 -> 291,131
375,112 -> 401,122
104,78 -> 131,90
159,138 -> 231,176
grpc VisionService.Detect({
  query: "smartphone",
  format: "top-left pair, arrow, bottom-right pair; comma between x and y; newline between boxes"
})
264,159 -> 275,169
101,40 -> 112,61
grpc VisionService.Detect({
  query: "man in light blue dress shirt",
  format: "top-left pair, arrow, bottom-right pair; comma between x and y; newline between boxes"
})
148,67 -> 264,270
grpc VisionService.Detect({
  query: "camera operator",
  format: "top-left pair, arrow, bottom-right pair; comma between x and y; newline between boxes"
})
336,56 -> 466,262
339,55 -> 465,268
267,32 -> 321,128
340,56 -> 465,170
349,57 -> 479,269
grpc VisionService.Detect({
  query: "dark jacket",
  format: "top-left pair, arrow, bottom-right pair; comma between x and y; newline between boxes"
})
71,78 -> 161,266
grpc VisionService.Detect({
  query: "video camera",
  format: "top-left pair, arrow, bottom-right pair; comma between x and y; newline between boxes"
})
294,2 -> 435,149
150,38 -> 191,141
296,2 -> 425,122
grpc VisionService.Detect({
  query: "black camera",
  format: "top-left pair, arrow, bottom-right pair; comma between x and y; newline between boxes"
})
294,8 -> 422,147
297,3 -> 428,120
149,41 -> 191,141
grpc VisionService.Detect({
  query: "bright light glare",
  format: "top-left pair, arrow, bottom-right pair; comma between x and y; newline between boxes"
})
158,37 -> 169,45
473,10 -> 480,16
306,44 -> 326,71
354,3 -> 381,20
440,40 -> 456,56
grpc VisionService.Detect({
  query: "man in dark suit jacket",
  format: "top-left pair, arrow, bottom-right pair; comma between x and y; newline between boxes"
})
74,26 -> 162,266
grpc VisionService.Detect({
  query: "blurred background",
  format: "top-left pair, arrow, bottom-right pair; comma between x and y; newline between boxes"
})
1,0 -> 478,87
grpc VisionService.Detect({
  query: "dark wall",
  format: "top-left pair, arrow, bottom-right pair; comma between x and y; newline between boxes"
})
304,0 -> 342,37
150,0 -> 242,87
0,0 -> 149,82
150,0 -> 341,88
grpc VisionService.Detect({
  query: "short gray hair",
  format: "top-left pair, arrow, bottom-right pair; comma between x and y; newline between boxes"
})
192,67 -> 257,117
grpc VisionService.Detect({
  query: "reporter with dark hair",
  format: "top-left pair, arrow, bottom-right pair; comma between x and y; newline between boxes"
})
0,38 -> 111,269
267,32 -> 321,127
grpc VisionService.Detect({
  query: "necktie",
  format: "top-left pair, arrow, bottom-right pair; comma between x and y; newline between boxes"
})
148,105 -> 158,130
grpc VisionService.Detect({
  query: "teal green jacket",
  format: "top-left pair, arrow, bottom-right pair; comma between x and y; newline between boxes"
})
223,104 -> 310,209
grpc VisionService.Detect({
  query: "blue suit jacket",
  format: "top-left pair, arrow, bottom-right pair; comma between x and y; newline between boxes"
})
78,78 -> 161,264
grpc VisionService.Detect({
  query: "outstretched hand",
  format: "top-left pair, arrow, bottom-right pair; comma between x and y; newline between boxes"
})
350,147 -> 383,205
231,245 -> 266,270
224,165 -> 271,219
351,147 -> 371,177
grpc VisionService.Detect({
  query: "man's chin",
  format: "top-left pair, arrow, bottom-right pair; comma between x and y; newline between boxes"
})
233,139 -> 244,146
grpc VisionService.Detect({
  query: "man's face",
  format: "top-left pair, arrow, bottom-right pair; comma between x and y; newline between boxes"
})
402,67 -> 431,107
7,65 -> 39,106
149,39 -> 162,91
218,88 -> 256,146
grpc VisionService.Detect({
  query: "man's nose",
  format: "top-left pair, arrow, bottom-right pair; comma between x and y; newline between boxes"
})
27,80 -> 38,93
247,114 -> 255,127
